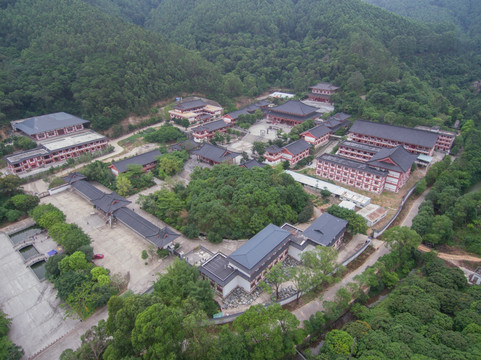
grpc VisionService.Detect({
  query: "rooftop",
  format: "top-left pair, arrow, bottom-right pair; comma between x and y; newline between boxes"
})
349,120 -> 439,148
39,130 -> 106,152
284,139 -> 311,156
310,82 -> 340,91
302,213 -> 348,247
114,207 -> 179,248
192,120 -> 230,133
339,140 -> 382,154
241,159 -> 266,169
11,112 -> 89,136
229,224 -> 291,271
318,153 -> 388,177
199,253 -> 237,286
270,100 -> 319,116
62,172 -> 86,184
5,147 -> 50,164
70,180 -> 105,201
265,145 -> 283,154
367,145 -> 417,173
302,124 -> 331,138
91,192 -> 131,214
192,143 -> 240,163
111,149 -> 162,173
174,99 -> 207,111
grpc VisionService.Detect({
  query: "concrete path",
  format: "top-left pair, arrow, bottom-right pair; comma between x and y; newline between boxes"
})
293,239 -> 389,323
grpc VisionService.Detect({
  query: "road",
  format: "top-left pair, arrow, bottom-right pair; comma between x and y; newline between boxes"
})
418,244 -> 481,262
293,188 -> 429,323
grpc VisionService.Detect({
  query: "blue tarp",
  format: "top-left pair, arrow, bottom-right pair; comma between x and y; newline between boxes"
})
47,250 -> 57,256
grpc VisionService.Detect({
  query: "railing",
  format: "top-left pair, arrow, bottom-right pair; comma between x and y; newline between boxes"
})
25,254 -> 47,267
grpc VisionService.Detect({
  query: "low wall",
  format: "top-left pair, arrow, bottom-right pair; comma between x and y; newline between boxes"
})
48,184 -> 70,196
372,184 -> 416,238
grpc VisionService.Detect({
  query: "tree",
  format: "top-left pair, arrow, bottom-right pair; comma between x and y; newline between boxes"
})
252,141 -> 267,156
0,175 -> 23,197
233,304 -> 302,360
327,204 -> 368,235
301,246 -> 342,289
261,263 -> 289,300
157,153 -> 184,178
9,194 -> 39,213
323,329 -> 354,356
289,266 -> 313,303
153,259 -> 218,316
383,226 -> 422,258
115,175 -> 133,197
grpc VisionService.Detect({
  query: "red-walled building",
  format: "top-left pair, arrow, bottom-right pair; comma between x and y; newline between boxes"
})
11,112 -> 89,141
300,124 -> 331,147
264,140 -> 311,167
348,120 -> 440,156
265,100 -> 320,126
307,82 -> 339,104
316,154 -> 387,194
109,149 -> 162,176
6,131 -> 108,174
168,99 -> 223,123
192,120 -> 233,142
414,125 -> 457,152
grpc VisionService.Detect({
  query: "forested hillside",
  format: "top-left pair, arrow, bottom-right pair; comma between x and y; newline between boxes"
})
0,0 -> 221,130
362,0 -> 481,39
1,0 -> 481,131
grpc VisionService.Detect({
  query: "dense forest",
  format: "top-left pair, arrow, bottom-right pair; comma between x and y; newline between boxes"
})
1,0 -> 481,132
362,0 -> 481,39
0,0 -> 221,130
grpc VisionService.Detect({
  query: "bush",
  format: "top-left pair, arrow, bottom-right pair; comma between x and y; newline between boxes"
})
141,250 -> 148,260
157,249 -> 170,258
6,209 -> 22,222
207,231 -> 223,243
49,177 -> 66,189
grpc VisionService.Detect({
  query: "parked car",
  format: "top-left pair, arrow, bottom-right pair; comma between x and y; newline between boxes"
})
93,254 -> 104,259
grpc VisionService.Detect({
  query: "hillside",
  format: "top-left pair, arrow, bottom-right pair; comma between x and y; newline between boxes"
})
362,0 -> 481,39
0,0 -> 221,130
1,0 -> 481,131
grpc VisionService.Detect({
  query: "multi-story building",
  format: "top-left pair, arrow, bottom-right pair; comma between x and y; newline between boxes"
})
265,100 -> 320,126
317,142 -> 417,193
5,130 -> 109,174
168,99 -> 223,123
11,112 -> 89,141
316,154 -> 387,194
300,124 -> 331,147
348,120 -> 440,156
199,213 -> 348,298
323,112 -> 351,132
264,140 -> 311,167
414,125 -> 457,152
191,120 -> 233,142
307,82 -> 339,104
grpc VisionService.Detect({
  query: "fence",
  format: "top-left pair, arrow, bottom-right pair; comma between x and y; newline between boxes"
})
372,184 -> 417,238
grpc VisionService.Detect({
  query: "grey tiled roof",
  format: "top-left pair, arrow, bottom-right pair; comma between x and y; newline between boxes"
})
192,143 -> 240,163
91,192 -> 131,214
266,110 -> 320,123
284,139 -> 311,156
367,145 -> 417,173
226,100 -> 271,120
265,145 -> 282,154
270,100 -> 318,116
302,124 -> 331,138
111,150 -> 162,173
350,120 -> 438,148
199,253 -> 238,287
71,180 -> 105,201
174,99 -> 207,111
339,140 -> 381,154
192,120 -> 230,133
12,112 -> 89,135
241,159 -> 266,169
229,224 -> 291,271
62,172 -> 86,184
310,82 -> 340,91
317,154 -> 387,177
302,213 -> 348,247
114,208 -> 179,248
329,112 -> 351,121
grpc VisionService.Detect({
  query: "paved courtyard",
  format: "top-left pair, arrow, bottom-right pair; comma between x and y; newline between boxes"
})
0,231 -> 78,359
42,190 -> 174,294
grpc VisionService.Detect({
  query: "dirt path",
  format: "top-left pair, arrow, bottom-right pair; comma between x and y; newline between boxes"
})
418,244 -> 481,263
